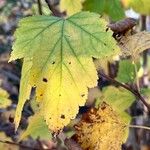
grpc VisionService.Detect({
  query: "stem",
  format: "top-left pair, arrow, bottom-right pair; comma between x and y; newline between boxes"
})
45,0 -> 61,17
0,140 -> 40,150
99,72 -> 150,111
141,15 -> 146,31
133,61 -> 140,92
129,125 -> 150,131
37,0 -> 42,15
141,15 -> 148,68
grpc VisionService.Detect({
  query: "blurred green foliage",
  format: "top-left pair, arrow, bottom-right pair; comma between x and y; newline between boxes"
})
83,0 -> 125,21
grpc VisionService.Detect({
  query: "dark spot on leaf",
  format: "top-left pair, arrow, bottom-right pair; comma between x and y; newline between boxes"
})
43,78 -> 48,82
101,105 -> 106,110
59,94 -> 61,97
104,43 -> 107,46
52,61 -> 55,64
9,116 -> 14,123
61,115 -> 65,119
101,120 -> 105,123
106,28 -> 109,32
81,94 -> 85,97
69,62 -> 71,64
40,94 -> 43,96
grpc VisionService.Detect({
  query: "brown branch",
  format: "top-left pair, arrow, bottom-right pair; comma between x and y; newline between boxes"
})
37,0 -> 42,15
141,15 -> 148,69
99,72 -> 150,111
45,0 -> 62,17
0,140 -> 40,150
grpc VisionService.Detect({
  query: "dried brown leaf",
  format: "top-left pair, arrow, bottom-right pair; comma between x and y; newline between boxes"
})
119,31 -> 150,59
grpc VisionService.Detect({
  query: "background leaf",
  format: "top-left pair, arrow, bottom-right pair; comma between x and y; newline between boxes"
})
75,102 -> 128,150
60,0 -> 82,16
83,0 -> 125,21
101,86 -> 135,123
119,31 -> 150,59
20,114 -> 52,140
0,88 -> 11,108
122,0 -> 150,15
116,60 -> 140,83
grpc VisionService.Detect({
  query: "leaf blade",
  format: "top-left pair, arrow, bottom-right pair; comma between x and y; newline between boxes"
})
10,12 -> 120,132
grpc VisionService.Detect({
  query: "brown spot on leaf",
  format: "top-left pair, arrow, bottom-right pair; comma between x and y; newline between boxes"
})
61,115 -> 65,119
9,116 -> 14,123
81,94 -> 85,97
101,105 -> 106,110
43,78 -> 48,82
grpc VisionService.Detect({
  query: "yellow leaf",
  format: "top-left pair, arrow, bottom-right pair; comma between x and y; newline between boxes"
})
10,12 -> 120,132
119,31 -> 150,59
60,0 -> 82,16
75,102 -> 128,150
14,58 -> 32,130
0,88 -> 11,108
122,0 -> 150,15
0,132 -> 19,150
36,56 -> 98,131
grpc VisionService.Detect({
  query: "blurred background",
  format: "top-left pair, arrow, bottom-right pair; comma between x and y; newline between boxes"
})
0,0 -> 150,150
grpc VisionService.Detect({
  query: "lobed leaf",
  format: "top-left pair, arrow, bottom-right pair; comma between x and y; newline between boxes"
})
10,12 -> 120,132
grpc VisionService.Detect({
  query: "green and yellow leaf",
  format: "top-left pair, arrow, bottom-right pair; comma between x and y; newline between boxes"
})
10,12 -> 120,132
101,86 -> 135,123
14,58 -> 32,130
